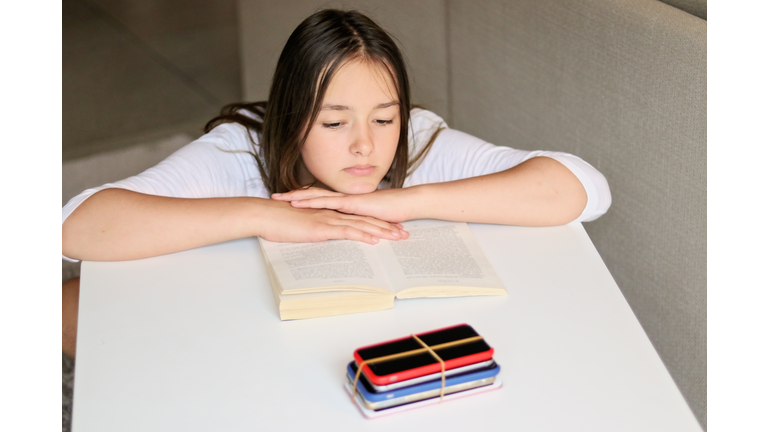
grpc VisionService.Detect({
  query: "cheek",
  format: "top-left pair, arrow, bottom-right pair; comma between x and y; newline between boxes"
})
301,134 -> 338,178
302,129 -> 327,161
301,145 -> 325,173
382,125 -> 400,159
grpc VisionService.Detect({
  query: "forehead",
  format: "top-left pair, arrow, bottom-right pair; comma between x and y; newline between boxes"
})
322,59 -> 398,104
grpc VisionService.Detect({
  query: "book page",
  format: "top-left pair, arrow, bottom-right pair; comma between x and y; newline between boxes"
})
375,220 -> 505,296
259,238 -> 393,295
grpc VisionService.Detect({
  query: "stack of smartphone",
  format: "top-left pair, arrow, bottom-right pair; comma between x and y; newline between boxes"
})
344,324 -> 502,418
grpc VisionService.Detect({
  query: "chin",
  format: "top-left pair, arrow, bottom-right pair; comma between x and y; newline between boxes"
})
335,181 -> 379,195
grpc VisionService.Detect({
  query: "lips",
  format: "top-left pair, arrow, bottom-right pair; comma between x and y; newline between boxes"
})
343,165 -> 376,176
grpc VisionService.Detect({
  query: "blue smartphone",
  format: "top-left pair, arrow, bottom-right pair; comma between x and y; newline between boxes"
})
346,360 -> 500,411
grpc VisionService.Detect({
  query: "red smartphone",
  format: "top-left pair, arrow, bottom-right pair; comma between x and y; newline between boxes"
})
353,324 -> 494,386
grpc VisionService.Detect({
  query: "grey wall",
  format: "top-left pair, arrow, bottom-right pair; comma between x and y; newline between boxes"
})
239,0 -> 706,428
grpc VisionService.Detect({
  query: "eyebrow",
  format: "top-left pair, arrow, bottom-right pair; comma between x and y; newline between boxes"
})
321,101 -> 399,111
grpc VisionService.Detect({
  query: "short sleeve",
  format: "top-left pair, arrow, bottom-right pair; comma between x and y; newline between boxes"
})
61,123 -> 267,262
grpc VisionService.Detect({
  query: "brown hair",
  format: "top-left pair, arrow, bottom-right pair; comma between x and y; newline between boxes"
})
206,9 -> 441,194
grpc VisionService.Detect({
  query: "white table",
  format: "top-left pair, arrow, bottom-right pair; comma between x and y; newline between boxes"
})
73,223 -> 702,431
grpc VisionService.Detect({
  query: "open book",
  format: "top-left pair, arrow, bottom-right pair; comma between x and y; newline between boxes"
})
259,220 -> 506,320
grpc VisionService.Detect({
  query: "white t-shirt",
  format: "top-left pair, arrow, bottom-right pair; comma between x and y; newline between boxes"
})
62,109 -> 611,262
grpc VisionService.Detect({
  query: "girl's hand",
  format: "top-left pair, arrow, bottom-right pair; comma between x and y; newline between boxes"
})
271,187 -> 414,227
259,198 -> 407,245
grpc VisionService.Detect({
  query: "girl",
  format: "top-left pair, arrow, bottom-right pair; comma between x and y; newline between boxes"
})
62,9 -> 611,356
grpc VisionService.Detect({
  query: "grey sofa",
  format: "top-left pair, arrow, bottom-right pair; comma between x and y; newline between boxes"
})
239,0 -> 706,428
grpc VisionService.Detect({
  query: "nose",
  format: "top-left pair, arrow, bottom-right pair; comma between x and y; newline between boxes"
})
350,123 -> 374,156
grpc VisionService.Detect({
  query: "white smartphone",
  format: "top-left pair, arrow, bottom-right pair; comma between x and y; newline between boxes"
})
344,378 -> 504,419
347,373 -> 497,410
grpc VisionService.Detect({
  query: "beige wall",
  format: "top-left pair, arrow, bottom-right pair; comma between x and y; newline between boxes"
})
658,0 -> 707,19
447,1 -> 706,427
238,1 -> 706,428
238,0 -> 449,121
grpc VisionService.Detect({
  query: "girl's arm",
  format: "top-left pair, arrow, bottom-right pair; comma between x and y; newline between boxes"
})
274,113 -> 610,226
272,156 -> 588,226
62,123 -> 408,263
406,156 -> 588,225
62,188 -> 406,262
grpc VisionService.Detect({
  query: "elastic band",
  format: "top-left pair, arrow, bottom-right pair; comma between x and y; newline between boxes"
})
350,335 -> 484,403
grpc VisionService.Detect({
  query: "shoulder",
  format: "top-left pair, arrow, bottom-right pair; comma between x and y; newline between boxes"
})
409,107 -> 447,126
200,121 -> 260,154
152,120 -> 267,197
409,108 -> 447,139
407,108 -> 448,157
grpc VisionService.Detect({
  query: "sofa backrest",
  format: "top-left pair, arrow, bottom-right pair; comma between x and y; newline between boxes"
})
239,0 -> 706,427
445,1 -> 706,428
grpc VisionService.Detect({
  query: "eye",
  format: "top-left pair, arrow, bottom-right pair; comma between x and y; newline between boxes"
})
375,119 -> 394,126
322,122 -> 343,129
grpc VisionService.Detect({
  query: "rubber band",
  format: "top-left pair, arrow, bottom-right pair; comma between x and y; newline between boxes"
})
411,334 -> 446,401
350,335 -> 484,403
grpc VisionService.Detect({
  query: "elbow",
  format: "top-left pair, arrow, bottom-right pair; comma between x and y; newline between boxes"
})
62,219 -> 83,262
547,191 -> 587,226
61,188 -> 116,261
564,182 -> 589,224
541,160 -> 589,226
530,155 -> 606,225
574,171 -> 612,223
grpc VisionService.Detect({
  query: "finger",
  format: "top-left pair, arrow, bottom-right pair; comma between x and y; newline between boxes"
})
321,224 -> 380,245
390,222 -> 408,236
338,214 -> 409,239
328,217 -> 403,240
290,196 -> 347,211
270,193 -> 293,201
340,214 -> 409,238
272,188 -> 344,201
339,214 -> 401,233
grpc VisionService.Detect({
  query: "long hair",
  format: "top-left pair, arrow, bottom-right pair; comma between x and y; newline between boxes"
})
205,9 -> 418,194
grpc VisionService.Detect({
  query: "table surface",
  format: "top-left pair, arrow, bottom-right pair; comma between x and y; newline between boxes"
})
73,222 -> 702,431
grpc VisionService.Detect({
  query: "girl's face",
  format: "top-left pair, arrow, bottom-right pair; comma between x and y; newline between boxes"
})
300,59 -> 401,194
